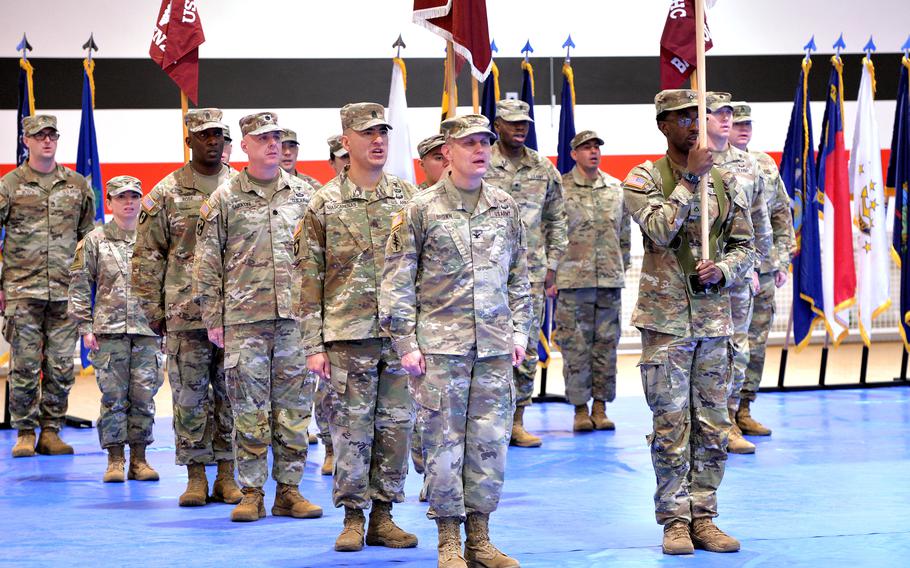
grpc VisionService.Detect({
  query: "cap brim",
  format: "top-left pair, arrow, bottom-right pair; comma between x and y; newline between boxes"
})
708,103 -> 733,113
449,127 -> 497,141
732,116 -> 752,123
281,138 -> 300,144
572,136 -> 604,149
418,143 -> 446,158
333,148 -> 349,158
188,121 -> 228,133
108,186 -> 142,197
247,124 -> 284,136
497,114 -> 534,123
659,101 -> 699,115
25,126 -> 59,136
353,118 -> 393,131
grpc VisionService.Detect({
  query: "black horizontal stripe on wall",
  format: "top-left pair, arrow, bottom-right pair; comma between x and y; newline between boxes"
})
1,53 -> 903,111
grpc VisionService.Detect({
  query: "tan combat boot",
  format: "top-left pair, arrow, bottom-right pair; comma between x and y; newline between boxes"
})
12,429 -> 36,458
366,500 -> 418,548
736,399 -> 772,436
103,445 -> 126,483
690,518 -> 740,552
436,517 -> 467,568
509,407 -> 542,447
127,444 -> 160,481
272,483 -> 323,518
464,512 -> 519,567
591,400 -> 616,430
36,428 -> 74,455
321,444 -> 334,476
335,507 -> 366,552
211,460 -> 243,504
178,463 -> 209,507
573,405 -> 594,432
727,410 -> 755,454
231,487 -> 266,522
662,520 -> 694,555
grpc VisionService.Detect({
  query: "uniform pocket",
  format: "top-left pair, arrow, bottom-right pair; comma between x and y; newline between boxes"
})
90,349 -> 112,370
412,376 -> 441,412
326,349 -> 348,395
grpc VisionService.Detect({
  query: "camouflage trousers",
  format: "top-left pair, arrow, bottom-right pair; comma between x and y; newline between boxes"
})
4,299 -> 78,431
555,287 -> 621,406
326,337 -> 413,510
224,319 -> 316,488
514,281 -> 545,407
638,329 -> 732,525
314,376 -> 334,447
417,351 -> 514,520
91,334 -> 164,449
743,272 -> 776,402
727,281 -> 754,412
167,329 -> 234,465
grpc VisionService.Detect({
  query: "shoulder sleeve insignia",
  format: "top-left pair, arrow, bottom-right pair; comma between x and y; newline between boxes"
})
623,174 -> 650,191
142,194 -> 157,211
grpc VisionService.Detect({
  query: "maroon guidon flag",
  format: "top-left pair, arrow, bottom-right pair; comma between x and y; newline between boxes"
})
659,0 -> 713,89
149,0 -> 206,103
413,0 -> 492,81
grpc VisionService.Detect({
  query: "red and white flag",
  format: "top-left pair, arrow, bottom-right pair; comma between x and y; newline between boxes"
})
149,0 -> 205,103
413,0 -> 492,81
659,0 -> 713,89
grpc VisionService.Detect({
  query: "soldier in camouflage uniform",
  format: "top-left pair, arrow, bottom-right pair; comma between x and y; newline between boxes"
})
555,130 -> 630,433
485,99 -> 568,448
297,103 -> 417,552
706,92 -> 772,455
417,133 -> 448,191
328,134 -> 351,176
194,111 -> 322,523
222,125 -> 233,165
132,108 -> 242,507
730,102 -> 794,436
69,176 -> 164,483
2,114 -> 95,458
281,128 -> 324,192
381,114 -> 532,568
623,90 -> 754,555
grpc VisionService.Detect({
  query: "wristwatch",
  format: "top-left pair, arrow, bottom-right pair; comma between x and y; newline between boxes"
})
682,170 -> 701,186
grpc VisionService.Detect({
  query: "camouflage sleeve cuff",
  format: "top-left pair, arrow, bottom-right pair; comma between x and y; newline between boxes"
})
547,258 -> 561,271
716,262 -> 734,289
303,343 -> 326,357
392,335 -> 420,358
78,322 -> 93,335
513,332 -> 529,349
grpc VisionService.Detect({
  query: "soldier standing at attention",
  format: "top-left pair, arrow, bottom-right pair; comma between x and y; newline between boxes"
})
280,128 -> 324,191
194,111 -> 321,523
554,130 -> 630,432
2,114 -> 95,458
222,125 -> 233,165
69,176 -> 164,483
132,108 -> 241,507
298,103 -> 417,552
327,134 -> 351,176
623,89 -> 753,555
381,114 -> 531,568
729,101 -> 794,437
485,99 -> 567,448
417,133 -> 448,190
706,92 -> 771,455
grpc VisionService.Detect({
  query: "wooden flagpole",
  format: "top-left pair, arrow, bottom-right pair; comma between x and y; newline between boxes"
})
471,78 -> 479,113
181,91 -> 189,163
445,41 -> 457,118
694,0 -> 709,259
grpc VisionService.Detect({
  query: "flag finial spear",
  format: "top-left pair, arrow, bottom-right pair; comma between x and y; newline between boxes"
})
833,33 -> 846,60
862,35 -> 876,62
490,39 -> 498,53
521,40 -> 533,62
392,34 -> 406,58
901,34 -> 910,57
562,34 -> 575,62
83,33 -> 99,62
17,33 -> 32,60
803,35 -> 817,61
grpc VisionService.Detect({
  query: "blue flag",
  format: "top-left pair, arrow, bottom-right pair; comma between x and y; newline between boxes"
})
17,58 -> 35,166
76,59 -> 104,370
480,60 -> 499,126
556,61 -> 576,174
519,60 -> 538,151
780,58 -> 825,349
888,57 -> 910,350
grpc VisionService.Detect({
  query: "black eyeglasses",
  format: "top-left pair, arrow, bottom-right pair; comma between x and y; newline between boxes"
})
662,116 -> 699,128
30,131 -> 60,141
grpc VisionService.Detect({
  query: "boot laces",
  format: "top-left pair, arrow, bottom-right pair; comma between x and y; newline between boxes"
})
666,521 -> 690,540
693,519 -> 725,539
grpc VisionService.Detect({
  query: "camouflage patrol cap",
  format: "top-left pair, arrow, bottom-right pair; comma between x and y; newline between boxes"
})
495,99 -> 534,122
106,175 -> 143,197
340,102 -> 392,131
22,114 -> 58,136
223,125 -> 233,142
441,114 -> 497,141
185,108 -> 227,133
570,130 -> 604,149
732,101 -> 752,123
417,134 -> 446,158
654,89 -> 698,116
706,91 -> 733,113
239,111 -> 282,136
281,129 -> 299,145
327,134 -> 348,158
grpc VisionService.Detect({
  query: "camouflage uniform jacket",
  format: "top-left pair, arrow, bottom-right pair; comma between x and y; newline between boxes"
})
297,170 -> 416,356
380,177 -> 533,359
294,170 -> 323,191
622,156 -> 755,338
713,144 -> 772,275
0,163 -> 95,301
557,166 -> 631,289
751,150 -> 794,273
131,163 -> 236,332
69,222 -> 154,336
194,168 -> 314,329
484,143 -> 568,283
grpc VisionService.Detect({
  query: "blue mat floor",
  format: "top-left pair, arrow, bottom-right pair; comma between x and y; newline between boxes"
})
2,388 -> 910,567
